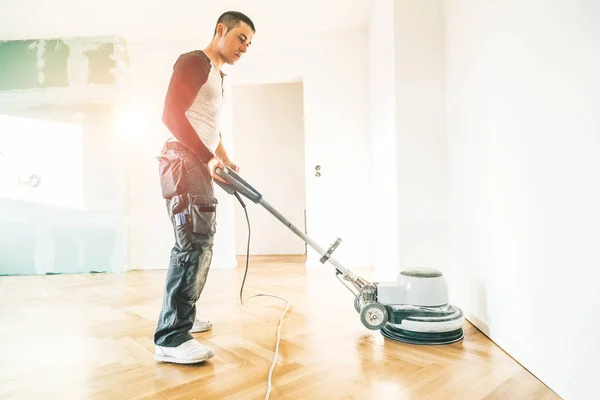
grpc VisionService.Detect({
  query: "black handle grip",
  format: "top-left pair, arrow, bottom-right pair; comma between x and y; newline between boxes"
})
215,167 -> 262,203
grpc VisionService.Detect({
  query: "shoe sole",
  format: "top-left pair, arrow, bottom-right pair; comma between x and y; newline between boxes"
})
190,328 -> 211,333
154,353 -> 214,364
190,325 -> 212,334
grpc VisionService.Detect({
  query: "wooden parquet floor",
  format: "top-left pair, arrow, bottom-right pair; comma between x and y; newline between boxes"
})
0,255 -> 560,400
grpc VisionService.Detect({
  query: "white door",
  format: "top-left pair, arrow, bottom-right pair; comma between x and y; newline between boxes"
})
231,82 -> 306,255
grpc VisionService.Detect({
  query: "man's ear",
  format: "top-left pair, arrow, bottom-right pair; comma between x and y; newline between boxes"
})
216,23 -> 229,37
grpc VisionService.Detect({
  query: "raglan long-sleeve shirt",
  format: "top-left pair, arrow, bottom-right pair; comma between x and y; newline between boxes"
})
162,50 -> 225,163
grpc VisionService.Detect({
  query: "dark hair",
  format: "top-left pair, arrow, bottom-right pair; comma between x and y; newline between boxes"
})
214,11 -> 255,36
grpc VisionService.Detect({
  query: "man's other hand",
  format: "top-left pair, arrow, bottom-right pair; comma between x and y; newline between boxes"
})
208,156 -> 228,183
224,160 -> 240,173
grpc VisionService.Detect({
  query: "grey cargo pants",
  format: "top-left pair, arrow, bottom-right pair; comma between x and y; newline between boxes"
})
153,141 -> 217,347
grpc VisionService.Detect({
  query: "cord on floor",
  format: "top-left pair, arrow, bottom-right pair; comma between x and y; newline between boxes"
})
234,191 -> 289,400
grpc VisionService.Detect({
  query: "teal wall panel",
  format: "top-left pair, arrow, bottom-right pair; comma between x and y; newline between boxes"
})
0,35 -> 131,276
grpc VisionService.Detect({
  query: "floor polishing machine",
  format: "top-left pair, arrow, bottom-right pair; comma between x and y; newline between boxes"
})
215,166 -> 465,345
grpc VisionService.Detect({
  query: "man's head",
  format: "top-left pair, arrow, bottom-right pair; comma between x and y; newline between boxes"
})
211,11 -> 255,65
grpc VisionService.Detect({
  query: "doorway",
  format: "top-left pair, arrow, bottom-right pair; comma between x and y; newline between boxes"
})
231,81 -> 306,256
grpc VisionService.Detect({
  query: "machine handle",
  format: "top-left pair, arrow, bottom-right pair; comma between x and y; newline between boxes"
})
215,167 -> 262,203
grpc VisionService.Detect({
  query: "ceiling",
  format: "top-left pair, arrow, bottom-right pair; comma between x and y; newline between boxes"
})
0,0 -> 374,43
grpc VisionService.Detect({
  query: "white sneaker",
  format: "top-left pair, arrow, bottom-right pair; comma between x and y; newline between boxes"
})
154,339 -> 215,364
191,318 -> 212,333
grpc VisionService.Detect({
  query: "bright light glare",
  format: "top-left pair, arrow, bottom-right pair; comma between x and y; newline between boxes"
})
0,114 -> 85,209
113,103 -> 153,143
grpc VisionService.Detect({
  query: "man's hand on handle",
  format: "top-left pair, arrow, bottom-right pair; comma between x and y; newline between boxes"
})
208,156 -> 240,183
208,156 -> 228,183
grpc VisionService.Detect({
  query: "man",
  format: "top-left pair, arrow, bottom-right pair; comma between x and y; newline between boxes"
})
153,11 -> 255,364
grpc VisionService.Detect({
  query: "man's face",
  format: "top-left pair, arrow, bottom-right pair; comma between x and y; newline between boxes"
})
217,22 -> 254,65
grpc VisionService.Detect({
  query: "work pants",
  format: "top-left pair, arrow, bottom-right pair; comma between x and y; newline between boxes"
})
153,141 -> 217,347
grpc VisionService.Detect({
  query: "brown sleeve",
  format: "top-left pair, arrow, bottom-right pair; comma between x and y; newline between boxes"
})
162,51 -> 214,163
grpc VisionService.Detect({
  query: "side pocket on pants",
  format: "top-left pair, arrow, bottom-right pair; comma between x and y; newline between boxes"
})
190,195 -> 218,236
157,155 -> 187,199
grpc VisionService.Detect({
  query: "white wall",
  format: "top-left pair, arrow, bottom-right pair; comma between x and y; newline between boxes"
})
231,82 -> 306,255
369,0 -> 400,280
394,0 -> 448,275
370,0 -> 600,397
124,28 -> 373,270
444,1 -> 600,399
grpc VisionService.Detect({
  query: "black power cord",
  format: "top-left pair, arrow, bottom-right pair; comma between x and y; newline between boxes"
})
233,191 -> 251,305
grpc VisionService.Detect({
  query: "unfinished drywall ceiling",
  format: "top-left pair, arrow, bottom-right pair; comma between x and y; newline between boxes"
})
0,0 -> 374,42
